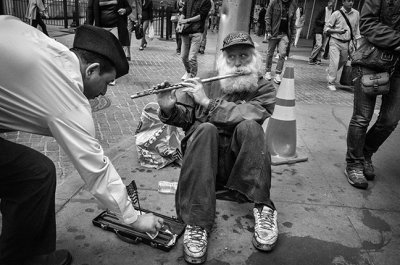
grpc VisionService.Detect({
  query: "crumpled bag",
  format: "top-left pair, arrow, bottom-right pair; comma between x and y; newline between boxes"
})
135,102 -> 184,169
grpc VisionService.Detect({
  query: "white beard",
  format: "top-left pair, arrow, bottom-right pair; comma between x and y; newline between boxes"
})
216,50 -> 263,94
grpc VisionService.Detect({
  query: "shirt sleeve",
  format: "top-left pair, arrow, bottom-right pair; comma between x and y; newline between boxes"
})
48,105 -> 139,224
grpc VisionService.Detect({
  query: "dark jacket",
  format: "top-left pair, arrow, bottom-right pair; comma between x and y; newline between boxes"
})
159,78 -> 276,152
265,0 -> 296,40
141,0 -> 153,21
181,0 -> 212,34
312,7 -> 327,34
86,0 -> 132,46
360,0 -> 400,51
258,7 -> 266,25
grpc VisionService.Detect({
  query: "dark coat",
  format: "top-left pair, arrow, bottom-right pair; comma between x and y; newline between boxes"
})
141,0 -> 153,21
265,0 -> 297,40
312,7 -> 327,34
86,0 -> 132,46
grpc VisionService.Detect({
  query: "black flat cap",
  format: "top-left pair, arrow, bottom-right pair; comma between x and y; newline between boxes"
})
73,25 -> 129,78
221,31 -> 255,51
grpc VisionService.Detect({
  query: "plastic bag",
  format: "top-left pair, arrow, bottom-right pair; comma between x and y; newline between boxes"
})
135,102 -> 184,169
148,22 -> 154,41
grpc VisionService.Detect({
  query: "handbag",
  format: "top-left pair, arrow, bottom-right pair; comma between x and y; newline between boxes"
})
351,37 -> 399,72
135,22 -> 144,40
340,60 -> 353,86
359,68 -> 390,96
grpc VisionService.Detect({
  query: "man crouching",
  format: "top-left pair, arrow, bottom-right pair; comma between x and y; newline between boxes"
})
157,32 -> 278,264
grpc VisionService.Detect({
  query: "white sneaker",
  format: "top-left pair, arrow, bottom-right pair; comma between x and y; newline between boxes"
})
327,83 -> 337,91
109,80 -> 116,86
264,72 -> 272,81
252,206 -> 278,252
181,72 -> 191,80
183,225 -> 208,264
284,56 -> 288,60
274,74 -> 282,84
275,54 -> 280,59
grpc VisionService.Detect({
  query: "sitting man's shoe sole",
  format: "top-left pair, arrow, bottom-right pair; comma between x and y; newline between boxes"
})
24,249 -> 72,265
345,169 -> 368,189
252,236 -> 277,251
184,250 -> 207,264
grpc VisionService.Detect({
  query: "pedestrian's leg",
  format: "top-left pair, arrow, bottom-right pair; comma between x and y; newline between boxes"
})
36,16 -> 48,36
223,120 -> 274,208
294,27 -> 302,47
140,20 -> 149,48
176,123 -> 218,232
276,35 -> 289,74
180,34 -> 191,74
363,75 -> 400,157
265,38 -> 279,73
126,18 -> 134,59
346,72 -> 377,169
187,33 -> 202,77
0,138 -> 56,264
199,17 -> 208,53
309,33 -> 322,62
327,39 -> 340,84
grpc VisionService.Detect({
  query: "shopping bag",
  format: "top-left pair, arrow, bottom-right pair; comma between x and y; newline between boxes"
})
135,102 -> 184,169
148,22 -> 155,41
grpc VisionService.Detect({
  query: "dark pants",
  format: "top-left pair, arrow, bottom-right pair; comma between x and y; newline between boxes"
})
346,69 -> 400,169
31,10 -> 48,36
173,22 -> 182,52
0,138 -> 56,264
175,121 -> 274,232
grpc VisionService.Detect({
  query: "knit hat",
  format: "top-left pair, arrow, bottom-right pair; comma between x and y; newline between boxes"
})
73,25 -> 129,78
221,32 -> 255,51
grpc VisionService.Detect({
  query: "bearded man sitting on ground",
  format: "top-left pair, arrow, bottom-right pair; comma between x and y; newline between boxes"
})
156,32 -> 278,264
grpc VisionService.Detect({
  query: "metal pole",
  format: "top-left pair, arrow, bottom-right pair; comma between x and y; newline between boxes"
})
306,0 -> 316,40
74,0 -> 80,27
214,0 -> 252,69
63,0 -> 68,28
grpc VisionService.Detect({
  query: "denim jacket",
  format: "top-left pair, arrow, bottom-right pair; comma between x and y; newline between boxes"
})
265,0 -> 297,40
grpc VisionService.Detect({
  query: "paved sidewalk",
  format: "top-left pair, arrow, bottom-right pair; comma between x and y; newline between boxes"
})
1,26 -> 399,265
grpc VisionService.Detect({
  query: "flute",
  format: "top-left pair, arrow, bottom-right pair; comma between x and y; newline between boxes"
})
130,72 -> 248,99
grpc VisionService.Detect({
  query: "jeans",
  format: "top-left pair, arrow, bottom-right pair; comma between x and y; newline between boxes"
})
0,138 -> 56,264
199,15 -> 209,51
31,10 -> 48,36
181,32 -> 202,76
141,20 -> 151,47
309,33 -> 329,62
175,121 -> 274,232
173,22 -> 182,52
346,69 -> 400,169
265,34 -> 289,74
327,38 -> 349,84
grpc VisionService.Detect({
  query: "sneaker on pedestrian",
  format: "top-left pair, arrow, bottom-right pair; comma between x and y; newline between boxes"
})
284,56 -> 288,60
252,205 -> 278,252
363,159 -> 376,181
316,60 -> 322,65
183,225 -> 208,264
264,72 -> 272,81
109,80 -> 116,86
274,74 -> 282,84
308,60 -> 316,65
345,168 -> 368,189
181,72 -> 191,80
327,83 -> 336,91
275,54 -> 280,59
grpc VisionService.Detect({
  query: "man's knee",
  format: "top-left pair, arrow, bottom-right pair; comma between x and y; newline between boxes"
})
196,122 -> 218,135
236,120 -> 264,138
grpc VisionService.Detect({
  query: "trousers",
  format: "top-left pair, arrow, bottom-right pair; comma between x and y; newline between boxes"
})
0,138 -> 56,264
175,121 -> 274,232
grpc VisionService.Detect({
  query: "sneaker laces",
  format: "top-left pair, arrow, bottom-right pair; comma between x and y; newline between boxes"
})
186,225 -> 207,247
347,168 -> 364,180
255,207 -> 275,231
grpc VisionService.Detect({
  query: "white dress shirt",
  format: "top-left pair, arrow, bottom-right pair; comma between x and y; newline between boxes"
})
0,16 -> 139,224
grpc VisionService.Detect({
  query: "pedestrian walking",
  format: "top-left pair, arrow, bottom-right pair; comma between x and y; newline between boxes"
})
177,0 -> 211,80
25,0 -> 49,36
309,0 -> 334,65
0,17 -> 163,265
172,0 -> 185,54
140,0 -> 153,50
257,4 -> 266,36
325,0 -> 360,91
199,0 -> 214,54
345,0 -> 400,189
86,0 -> 132,60
127,0 -> 142,60
264,0 -> 297,84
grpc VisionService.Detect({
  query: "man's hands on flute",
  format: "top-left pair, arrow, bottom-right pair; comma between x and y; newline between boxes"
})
130,213 -> 164,234
181,78 -> 210,108
156,81 -> 177,115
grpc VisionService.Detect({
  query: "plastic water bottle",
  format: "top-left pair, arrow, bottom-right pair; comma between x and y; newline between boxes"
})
158,181 -> 178,194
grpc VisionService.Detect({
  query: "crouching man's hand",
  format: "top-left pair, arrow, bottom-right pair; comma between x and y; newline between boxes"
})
181,78 -> 210,108
130,213 -> 164,234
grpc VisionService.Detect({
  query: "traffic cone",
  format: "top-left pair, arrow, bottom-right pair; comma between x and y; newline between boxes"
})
265,67 -> 308,165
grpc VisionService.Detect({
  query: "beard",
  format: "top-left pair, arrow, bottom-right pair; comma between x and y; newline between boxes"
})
216,50 -> 262,94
